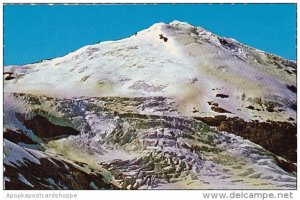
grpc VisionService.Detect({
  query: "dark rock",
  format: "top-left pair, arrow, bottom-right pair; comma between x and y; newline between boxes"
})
246,105 -> 255,110
273,157 -> 297,174
291,104 -> 297,111
266,108 -> 275,112
208,101 -> 219,107
216,94 -> 229,98
219,38 -> 229,45
287,85 -> 297,93
4,129 -> 37,145
4,146 -> 119,190
194,115 -> 227,126
15,114 -> 79,139
158,34 -> 168,42
211,106 -> 231,113
5,76 -> 15,81
195,115 -> 297,163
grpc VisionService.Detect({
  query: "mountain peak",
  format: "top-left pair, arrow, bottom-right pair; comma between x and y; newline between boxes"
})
169,20 -> 195,27
145,20 -> 202,35
4,20 -> 296,123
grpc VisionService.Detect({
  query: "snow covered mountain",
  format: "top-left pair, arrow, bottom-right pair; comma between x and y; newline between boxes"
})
4,21 -> 296,189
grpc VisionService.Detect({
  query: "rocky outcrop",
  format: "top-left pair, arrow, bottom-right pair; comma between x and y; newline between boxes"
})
211,106 -> 232,113
195,116 -> 297,163
4,129 -> 37,145
287,85 -> 297,93
4,72 -> 15,81
216,94 -> 229,98
15,113 -> 79,139
4,149 -> 119,190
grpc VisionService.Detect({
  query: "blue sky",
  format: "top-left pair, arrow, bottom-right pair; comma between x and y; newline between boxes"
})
4,4 -> 296,66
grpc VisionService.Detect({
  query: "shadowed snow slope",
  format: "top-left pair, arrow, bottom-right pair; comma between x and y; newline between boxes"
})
4,21 -> 296,189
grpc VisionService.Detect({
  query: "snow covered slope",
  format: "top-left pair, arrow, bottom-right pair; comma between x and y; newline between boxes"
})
4,21 -> 296,122
4,21 -> 296,189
